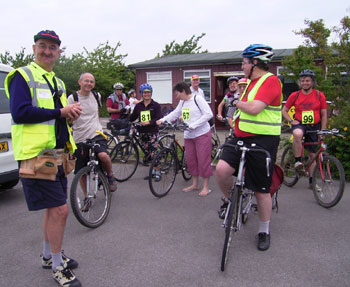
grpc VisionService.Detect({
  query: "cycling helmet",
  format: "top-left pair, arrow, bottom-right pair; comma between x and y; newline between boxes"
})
299,69 -> 316,80
237,78 -> 248,86
227,76 -> 239,84
241,44 -> 274,63
128,89 -> 136,95
140,83 -> 153,95
113,82 -> 124,90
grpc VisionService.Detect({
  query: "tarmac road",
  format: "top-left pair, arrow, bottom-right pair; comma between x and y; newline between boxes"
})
0,160 -> 349,287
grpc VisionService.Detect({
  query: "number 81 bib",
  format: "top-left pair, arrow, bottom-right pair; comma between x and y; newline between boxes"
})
140,110 -> 151,122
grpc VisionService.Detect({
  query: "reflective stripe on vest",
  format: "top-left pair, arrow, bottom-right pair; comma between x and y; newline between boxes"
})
238,72 -> 283,135
5,62 -> 76,160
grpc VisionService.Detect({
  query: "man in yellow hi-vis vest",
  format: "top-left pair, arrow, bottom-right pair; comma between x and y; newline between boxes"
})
216,44 -> 282,252
5,30 -> 82,287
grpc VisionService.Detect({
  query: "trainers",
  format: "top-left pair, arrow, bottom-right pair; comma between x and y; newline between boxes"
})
53,263 -> 81,287
309,183 -> 322,192
154,171 -> 161,182
108,176 -> 118,192
257,232 -> 270,251
218,198 -> 229,219
294,161 -> 304,170
41,251 -> 78,270
81,198 -> 92,212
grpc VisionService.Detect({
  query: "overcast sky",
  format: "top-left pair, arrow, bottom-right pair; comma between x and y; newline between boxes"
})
1,0 -> 349,65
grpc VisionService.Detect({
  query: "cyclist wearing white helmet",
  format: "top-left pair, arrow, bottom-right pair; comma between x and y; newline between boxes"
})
216,44 -> 282,251
282,69 -> 328,189
106,82 -> 130,119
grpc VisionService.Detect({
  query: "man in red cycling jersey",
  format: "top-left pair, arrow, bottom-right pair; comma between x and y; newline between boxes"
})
282,69 -> 328,189
216,44 -> 282,251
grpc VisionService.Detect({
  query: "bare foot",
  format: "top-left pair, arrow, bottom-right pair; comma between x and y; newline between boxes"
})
183,185 -> 200,192
198,189 -> 212,196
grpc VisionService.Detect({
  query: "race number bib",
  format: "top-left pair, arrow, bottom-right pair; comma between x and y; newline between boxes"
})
302,110 -> 314,124
140,110 -> 151,122
182,108 -> 190,121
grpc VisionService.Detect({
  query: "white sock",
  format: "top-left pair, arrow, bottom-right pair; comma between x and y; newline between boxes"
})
42,241 -> 51,259
258,220 -> 270,234
51,252 -> 64,271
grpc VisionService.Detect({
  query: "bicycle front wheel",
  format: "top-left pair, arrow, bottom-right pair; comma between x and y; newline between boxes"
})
158,134 -> 173,149
70,166 -> 111,228
313,154 -> 345,208
149,148 -> 177,198
181,150 -> 192,181
221,187 -> 239,272
110,140 -> 139,182
280,145 -> 299,187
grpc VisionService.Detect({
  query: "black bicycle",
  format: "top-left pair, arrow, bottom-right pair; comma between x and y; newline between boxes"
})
70,133 -> 112,228
109,122 -> 165,182
148,122 -> 191,198
220,141 -> 271,272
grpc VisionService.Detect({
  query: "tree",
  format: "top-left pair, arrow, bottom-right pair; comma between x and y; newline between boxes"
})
281,16 -> 350,180
156,33 -> 208,57
1,42 -> 135,117
0,48 -> 34,68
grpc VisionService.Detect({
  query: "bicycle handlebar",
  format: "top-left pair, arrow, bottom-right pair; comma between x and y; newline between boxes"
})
160,121 -> 189,131
220,142 -> 272,177
306,128 -> 344,137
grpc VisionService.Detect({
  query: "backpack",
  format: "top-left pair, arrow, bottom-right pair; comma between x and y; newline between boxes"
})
73,91 -> 102,108
108,93 -> 128,107
293,90 -> 320,105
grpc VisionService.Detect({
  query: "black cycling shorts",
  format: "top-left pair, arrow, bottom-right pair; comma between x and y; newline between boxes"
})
291,123 -> 320,153
220,135 -> 280,193
74,135 -> 108,174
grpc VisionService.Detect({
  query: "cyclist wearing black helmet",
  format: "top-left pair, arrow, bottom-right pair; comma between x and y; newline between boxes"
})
282,69 -> 328,189
216,44 -> 282,251
217,76 -> 240,127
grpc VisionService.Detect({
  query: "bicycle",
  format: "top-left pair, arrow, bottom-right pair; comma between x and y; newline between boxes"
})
148,122 -> 192,198
70,132 -> 112,228
220,141 -> 272,272
280,129 -> 345,208
109,122 -> 163,182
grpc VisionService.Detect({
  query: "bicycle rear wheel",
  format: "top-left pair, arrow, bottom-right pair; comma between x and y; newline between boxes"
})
149,148 -> 177,198
280,145 -> 299,187
312,154 -> 345,208
70,166 -> 111,228
221,186 -> 239,272
110,140 -> 139,182
105,131 -> 119,156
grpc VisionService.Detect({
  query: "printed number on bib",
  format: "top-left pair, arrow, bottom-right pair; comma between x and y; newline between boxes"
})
182,108 -> 190,121
140,110 -> 151,122
302,110 -> 314,124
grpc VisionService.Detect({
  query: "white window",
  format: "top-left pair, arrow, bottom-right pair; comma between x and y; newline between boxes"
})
146,72 -> 172,104
184,70 -> 211,102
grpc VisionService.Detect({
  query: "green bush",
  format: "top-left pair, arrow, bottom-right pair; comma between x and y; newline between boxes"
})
325,104 -> 350,181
